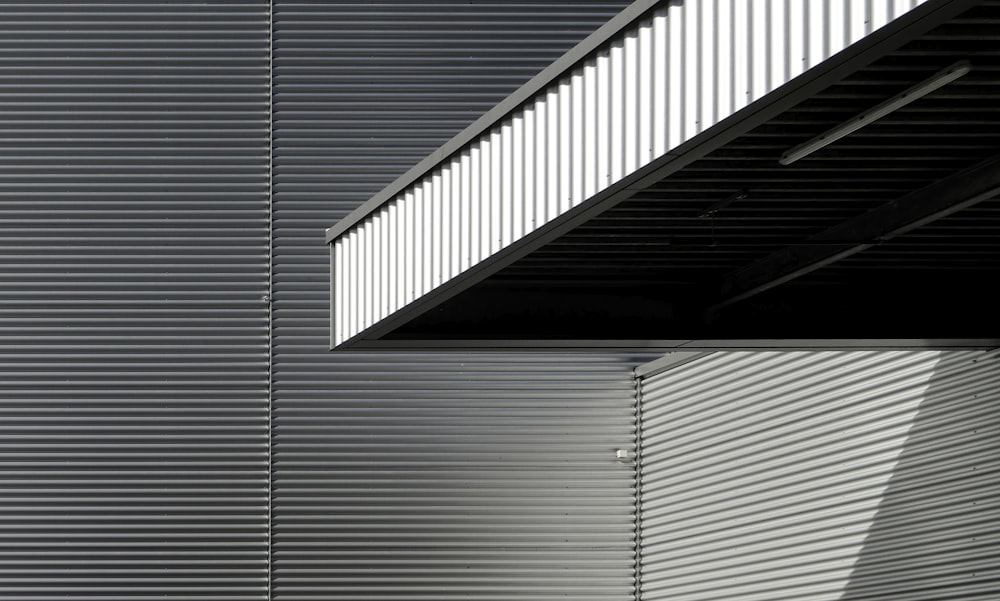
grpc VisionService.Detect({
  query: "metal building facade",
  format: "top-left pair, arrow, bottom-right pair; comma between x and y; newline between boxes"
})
0,1 -> 644,599
269,3 -> 647,600
325,0 -> 947,347
0,2 -> 272,599
637,350 -> 1000,600
1,1 -> 997,599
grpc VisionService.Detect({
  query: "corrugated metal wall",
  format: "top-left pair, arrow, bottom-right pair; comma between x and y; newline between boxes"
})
329,0 -> 932,346
9,3 -> 994,600
0,2 -> 271,599
269,2 -> 652,599
637,350 -> 1000,601
270,353 -> 646,600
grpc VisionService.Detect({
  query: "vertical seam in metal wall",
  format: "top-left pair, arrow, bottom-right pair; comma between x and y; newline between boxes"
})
267,0 -> 275,597
632,368 -> 645,601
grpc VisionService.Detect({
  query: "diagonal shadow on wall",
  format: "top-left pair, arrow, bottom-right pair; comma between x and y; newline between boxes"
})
841,350 -> 1000,600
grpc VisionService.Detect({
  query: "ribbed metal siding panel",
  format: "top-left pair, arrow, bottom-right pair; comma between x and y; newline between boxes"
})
271,354 -> 647,601
329,0 -> 931,346
271,2 -> 650,599
0,2 -> 271,599
637,350 -> 1000,601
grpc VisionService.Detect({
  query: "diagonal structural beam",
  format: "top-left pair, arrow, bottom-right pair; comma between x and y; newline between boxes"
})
710,155 -> 1000,315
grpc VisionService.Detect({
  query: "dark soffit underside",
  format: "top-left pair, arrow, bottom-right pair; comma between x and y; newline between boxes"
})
390,1 -> 1000,341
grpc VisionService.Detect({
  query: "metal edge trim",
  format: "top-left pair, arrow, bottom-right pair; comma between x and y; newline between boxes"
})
324,0 -> 661,243
341,339 -> 1000,353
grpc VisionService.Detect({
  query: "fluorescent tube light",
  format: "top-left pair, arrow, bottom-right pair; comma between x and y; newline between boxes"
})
779,60 -> 971,165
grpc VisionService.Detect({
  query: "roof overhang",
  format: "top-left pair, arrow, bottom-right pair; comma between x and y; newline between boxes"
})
327,0 -> 998,349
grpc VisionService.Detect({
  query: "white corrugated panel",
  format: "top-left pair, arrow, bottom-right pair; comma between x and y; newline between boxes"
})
329,0 -> 931,346
0,1 -> 271,599
271,2 -> 649,600
636,350 -> 1000,601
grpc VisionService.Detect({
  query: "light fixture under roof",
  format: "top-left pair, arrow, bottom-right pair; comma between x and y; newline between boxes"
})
779,60 -> 972,166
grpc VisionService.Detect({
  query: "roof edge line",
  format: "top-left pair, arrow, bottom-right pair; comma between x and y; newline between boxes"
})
325,0 -> 661,243
341,339 -> 1000,353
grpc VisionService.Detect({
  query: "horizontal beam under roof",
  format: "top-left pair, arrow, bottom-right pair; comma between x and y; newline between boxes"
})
710,154 -> 1000,314
347,339 -> 1000,352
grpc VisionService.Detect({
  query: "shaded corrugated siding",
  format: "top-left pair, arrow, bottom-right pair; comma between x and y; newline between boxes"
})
0,2 -> 271,599
269,2 -> 651,599
637,350 -> 1000,601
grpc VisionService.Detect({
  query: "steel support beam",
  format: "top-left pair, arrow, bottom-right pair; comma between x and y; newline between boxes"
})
710,155 -> 1000,314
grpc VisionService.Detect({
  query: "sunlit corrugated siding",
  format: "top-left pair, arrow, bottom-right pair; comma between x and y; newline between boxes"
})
329,0 -> 932,346
270,2 -> 655,599
637,350 -> 1000,601
0,1 -> 271,599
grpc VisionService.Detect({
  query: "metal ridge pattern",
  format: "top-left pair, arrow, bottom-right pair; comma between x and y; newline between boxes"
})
270,3 -> 654,600
638,349 -> 1000,600
0,1 -> 272,599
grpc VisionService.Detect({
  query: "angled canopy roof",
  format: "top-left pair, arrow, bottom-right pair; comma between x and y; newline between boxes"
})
327,0 -> 999,348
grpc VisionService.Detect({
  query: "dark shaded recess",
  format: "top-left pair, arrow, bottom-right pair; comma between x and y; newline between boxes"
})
390,266 -> 1000,340
388,2 -> 1000,342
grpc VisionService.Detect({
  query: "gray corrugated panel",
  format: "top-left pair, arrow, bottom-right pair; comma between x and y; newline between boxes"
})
271,353 -> 651,601
637,349 -> 1000,601
0,2 -> 270,599
270,2 -> 650,599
